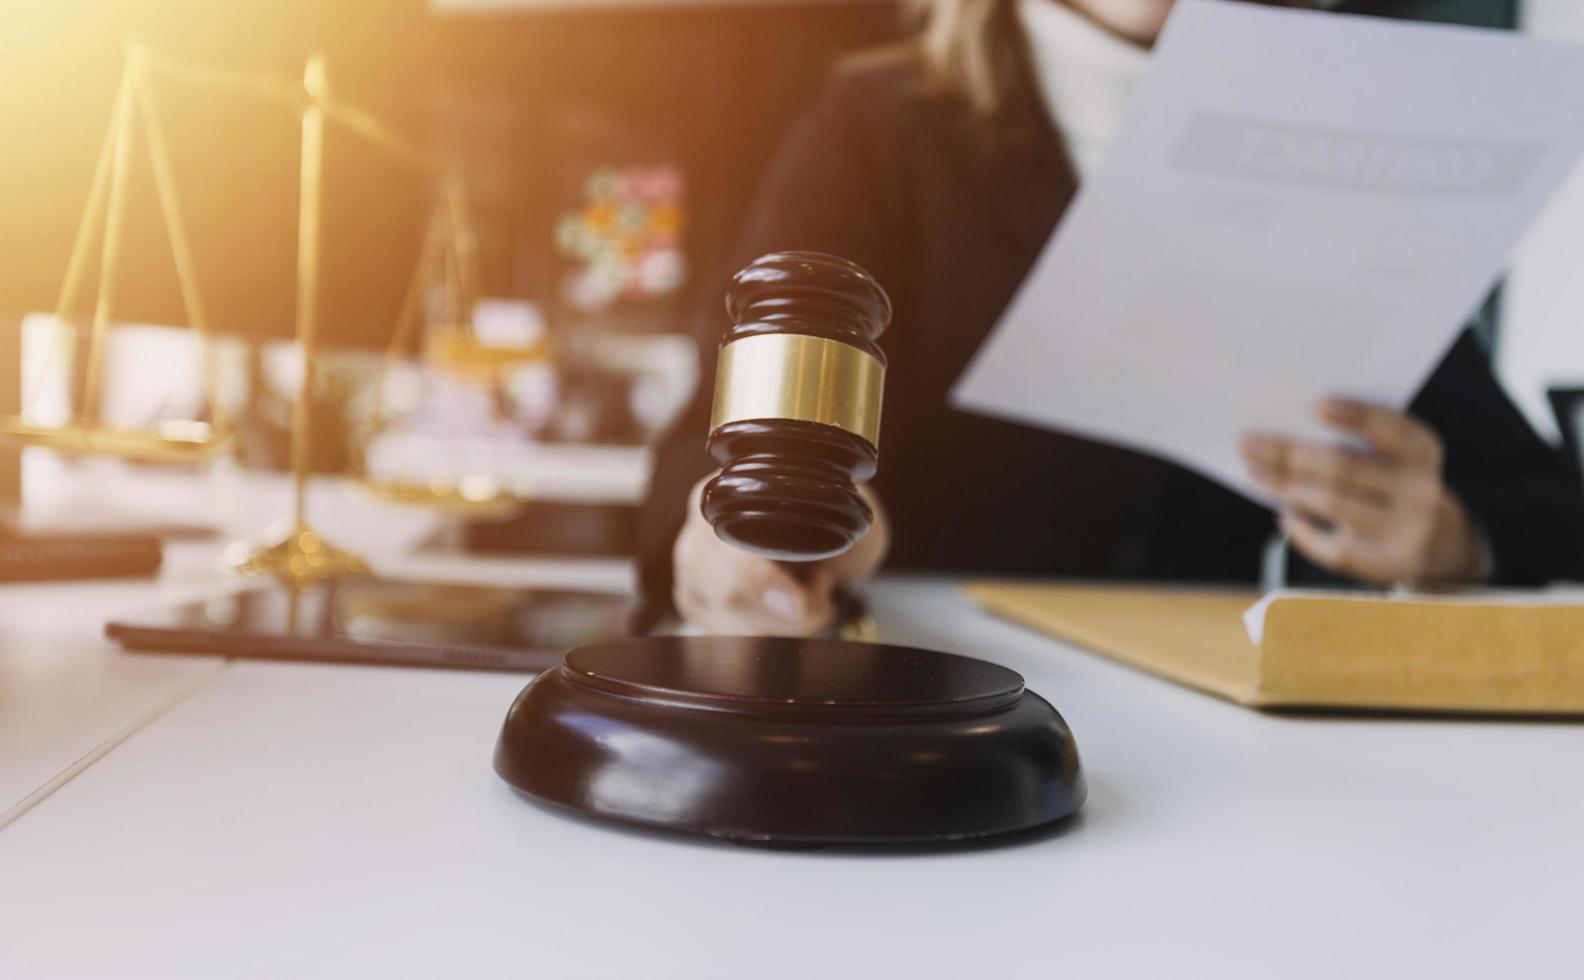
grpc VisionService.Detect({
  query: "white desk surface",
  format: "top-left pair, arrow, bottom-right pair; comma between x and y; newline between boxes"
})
1,571 -> 1581,979
0,578 -> 224,828
0,469 -> 449,824
0,467 -> 630,829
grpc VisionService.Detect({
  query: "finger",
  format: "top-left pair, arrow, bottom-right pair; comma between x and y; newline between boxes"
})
1280,508 -> 1408,585
1318,399 -> 1439,464
793,565 -> 837,633
674,585 -> 716,626
721,561 -> 836,636
675,525 -> 782,630
674,584 -> 700,620
766,566 -> 837,636
674,583 -> 740,633
686,563 -> 834,637
1241,435 -> 1396,503
1279,508 -> 1355,576
729,559 -> 810,618
826,484 -> 890,583
1262,476 -> 1391,537
714,592 -> 832,637
681,580 -> 791,635
674,587 -> 729,632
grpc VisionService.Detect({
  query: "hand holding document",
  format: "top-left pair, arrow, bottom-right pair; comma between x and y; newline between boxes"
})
952,0 -> 1584,502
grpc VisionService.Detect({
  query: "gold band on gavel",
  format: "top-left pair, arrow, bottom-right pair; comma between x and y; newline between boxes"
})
709,333 -> 885,447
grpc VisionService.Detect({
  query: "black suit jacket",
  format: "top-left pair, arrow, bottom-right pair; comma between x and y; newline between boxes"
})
638,47 -> 1584,617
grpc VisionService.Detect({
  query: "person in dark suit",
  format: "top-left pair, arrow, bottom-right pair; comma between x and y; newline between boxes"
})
640,0 -> 1584,635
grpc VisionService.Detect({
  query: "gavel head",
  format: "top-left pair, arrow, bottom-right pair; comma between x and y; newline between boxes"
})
702,251 -> 892,562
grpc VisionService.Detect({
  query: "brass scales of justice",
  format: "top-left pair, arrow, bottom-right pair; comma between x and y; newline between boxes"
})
2,44 -> 544,590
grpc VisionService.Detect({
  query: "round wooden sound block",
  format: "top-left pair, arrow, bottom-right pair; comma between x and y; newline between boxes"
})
494,636 -> 1085,844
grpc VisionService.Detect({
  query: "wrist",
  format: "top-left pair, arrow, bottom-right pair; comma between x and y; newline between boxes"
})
1422,489 -> 1491,584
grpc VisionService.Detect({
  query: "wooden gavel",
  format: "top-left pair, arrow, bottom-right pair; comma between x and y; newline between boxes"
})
701,251 -> 892,562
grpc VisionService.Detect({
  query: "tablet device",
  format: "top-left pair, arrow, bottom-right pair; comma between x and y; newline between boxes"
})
107,579 -> 634,672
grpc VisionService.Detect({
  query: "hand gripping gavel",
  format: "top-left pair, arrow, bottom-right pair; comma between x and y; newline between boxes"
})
701,251 -> 892,562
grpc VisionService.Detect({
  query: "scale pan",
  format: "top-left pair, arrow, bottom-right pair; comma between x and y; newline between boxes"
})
352,477 -> 526,520
0,418 -> 228,463
424,326 -> 548,379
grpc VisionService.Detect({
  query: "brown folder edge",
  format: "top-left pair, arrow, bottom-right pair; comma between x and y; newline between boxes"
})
1259,594 -> 1584,715
961,581 -> 1265,706
965,582 -> 1584,717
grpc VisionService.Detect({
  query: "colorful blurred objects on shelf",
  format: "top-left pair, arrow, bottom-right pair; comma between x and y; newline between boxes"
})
556,165 -> 687,313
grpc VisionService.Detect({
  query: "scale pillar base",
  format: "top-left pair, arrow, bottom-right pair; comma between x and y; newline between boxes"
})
233,525 -> 367,590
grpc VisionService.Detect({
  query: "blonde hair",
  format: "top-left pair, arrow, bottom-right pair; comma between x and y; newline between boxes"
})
912,0 -> 1024,116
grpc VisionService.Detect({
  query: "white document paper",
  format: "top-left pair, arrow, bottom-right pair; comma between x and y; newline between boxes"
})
952,0 -> 1584,501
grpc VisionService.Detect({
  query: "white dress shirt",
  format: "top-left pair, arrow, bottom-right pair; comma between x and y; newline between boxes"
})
1018,0 -> 1152,182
